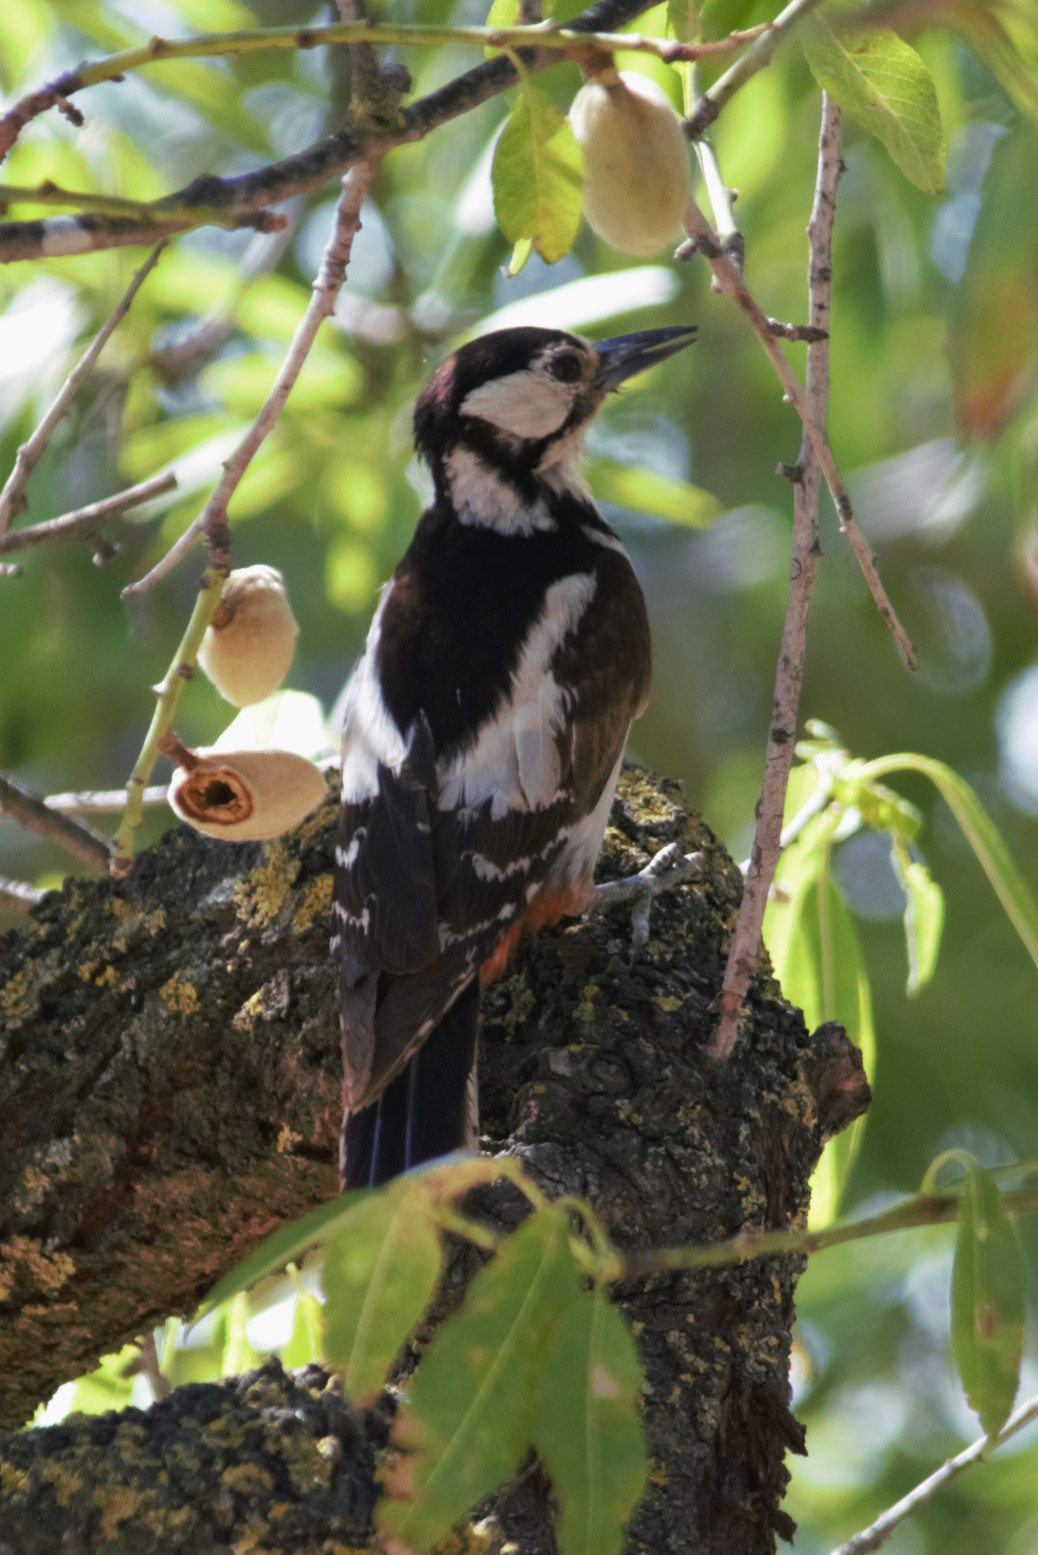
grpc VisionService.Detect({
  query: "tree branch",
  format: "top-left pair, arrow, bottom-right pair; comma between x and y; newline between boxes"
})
0,772 -> 111,873
679,197 -> 917,671
0,243 -> 166,536
0,0 -> 657,262
829,1392 -> 1038,1555
685,0 -> 827,139
0,768 -> 866,1554
0,473 -> 177,558
711,94 -> 840,1060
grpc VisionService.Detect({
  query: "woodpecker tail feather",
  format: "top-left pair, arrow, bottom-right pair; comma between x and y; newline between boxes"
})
341,980 -> 481,1189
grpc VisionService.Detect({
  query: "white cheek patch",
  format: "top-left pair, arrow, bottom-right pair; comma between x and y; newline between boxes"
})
460,368 -> 575,440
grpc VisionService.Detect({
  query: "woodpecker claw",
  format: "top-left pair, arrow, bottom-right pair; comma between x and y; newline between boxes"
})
590,843 -> 703,960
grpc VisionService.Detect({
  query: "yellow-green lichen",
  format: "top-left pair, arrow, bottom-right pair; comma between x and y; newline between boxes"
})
0,1236 -> 75,1299
0,968 -> 31,1019
234,843 -> 297,926
292,872 -> 332,935
160,973 -> 200,1016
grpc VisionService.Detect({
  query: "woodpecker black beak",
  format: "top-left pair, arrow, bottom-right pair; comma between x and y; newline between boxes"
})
593,325 -> 698,390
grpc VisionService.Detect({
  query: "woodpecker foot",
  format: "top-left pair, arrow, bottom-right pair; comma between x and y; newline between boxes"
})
590,843 -> 703,959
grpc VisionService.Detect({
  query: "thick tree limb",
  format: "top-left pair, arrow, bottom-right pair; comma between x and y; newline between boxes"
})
0,768 -> 868,1554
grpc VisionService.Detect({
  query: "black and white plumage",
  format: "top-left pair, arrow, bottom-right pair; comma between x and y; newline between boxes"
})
333,323 -> 696,1187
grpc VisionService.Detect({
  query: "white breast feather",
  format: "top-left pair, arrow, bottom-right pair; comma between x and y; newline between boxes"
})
437,572 -> 597,815
445,448 -> 555,536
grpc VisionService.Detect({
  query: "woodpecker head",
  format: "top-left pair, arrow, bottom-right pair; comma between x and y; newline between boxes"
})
414,325 -> 696,516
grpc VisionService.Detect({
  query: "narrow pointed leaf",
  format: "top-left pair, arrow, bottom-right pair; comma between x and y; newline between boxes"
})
804,18 -> 946,193
198,1190 -> 370,1316
863,754 -> 1038,973
891,839 -> 945,995
323,1176 -> 444,1404
532,1283 -> 648,1555
952,1160 -> 1025,1438
492,86 -> 583,263
378,1208 -> 577,1555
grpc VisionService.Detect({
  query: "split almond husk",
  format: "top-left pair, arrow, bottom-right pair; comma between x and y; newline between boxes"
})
168,748 -> 326,841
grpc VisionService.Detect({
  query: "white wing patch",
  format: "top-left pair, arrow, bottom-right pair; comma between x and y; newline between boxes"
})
340,588 -> 410,803
437,572 -> 597,816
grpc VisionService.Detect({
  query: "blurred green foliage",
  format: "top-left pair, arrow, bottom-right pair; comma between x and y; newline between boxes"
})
3,1 -> 1038,1549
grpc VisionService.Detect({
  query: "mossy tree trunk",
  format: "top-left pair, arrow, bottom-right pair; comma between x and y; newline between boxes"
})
0,768 -> 868,1554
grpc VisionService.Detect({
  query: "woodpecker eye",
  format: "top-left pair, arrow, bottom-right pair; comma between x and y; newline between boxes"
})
548,350 -> 583,384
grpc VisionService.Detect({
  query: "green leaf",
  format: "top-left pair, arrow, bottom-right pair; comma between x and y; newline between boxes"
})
280,1283 -> 324,1369
378,1208 -> 577,1554
947,0 -> 1038,126
803,17 -> 946,193
667,0 -> 700,43
862,754 -> 1038,975
323,1177 -> 444,1404
65,1343 -> 141,1418
952,1159 -> 1025,1437
891,838 -> 945,996
531,1283 -> 648,1555
505,236 -> 534,277
198,1189 -> 371,1316
492,86 -> 583,264
588,459 -> 720,527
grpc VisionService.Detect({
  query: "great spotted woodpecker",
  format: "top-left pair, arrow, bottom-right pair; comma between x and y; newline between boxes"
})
333,323 -> 697,1187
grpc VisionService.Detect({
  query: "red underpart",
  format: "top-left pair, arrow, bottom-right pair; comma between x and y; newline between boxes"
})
479,883 -> 595,985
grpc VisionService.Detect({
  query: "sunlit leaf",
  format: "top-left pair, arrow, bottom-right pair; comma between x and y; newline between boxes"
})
65,1342 -> 141,1418
945,0 -> 1038,125
532,1283 -> 648,1555
803,16 -> 946,193
863,753 -> 1038,973
280,1283 -> 324,1369
589,458 -> 720,527
323,1177 -> 444,1404
667,0 -> 700,43
378,1208 -> 577,1555
891,838 -> 945,995
952,1157 -> 1025,1437
198,1190 -> 369,1316
492,86 -> 583,264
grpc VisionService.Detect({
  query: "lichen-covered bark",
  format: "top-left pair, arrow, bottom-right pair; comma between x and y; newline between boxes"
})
0,769 -> 869,1553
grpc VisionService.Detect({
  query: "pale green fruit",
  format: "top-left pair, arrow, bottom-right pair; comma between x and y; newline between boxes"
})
198,565 -> 299,707
168,748 -> 326,841
569,70 -> 690,256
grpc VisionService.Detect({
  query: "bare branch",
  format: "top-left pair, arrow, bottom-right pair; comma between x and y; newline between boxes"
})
0,244 -> 166,537
829,1393 -> 1038,1555
0,0 -> 658,262
0,772 -> 111,874
710,94 -> 841,1062
0,473 -> 177,558
39,785 -> 168,813
679,198 -> 917,670
111,163 -> 375,878
124,163 -> 374,600
685,0 -> 827,139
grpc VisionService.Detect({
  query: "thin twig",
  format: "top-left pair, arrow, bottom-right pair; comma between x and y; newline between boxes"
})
124,161 -> 374,599
829,1393 -> 1038,1555
0,473 -> 177,557
685,0 -> 827,139
0,243 -> 166,537
679,197 -> 917,670
0,877 -> 46,914
111,163 -> 375,877
619,1184 -> 1038,1281
42,785 -> 168,813
136,1332 -> 172,1403
710,95 -> 841,1061
0,772 -> 111,874
688,62 -> 744,272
